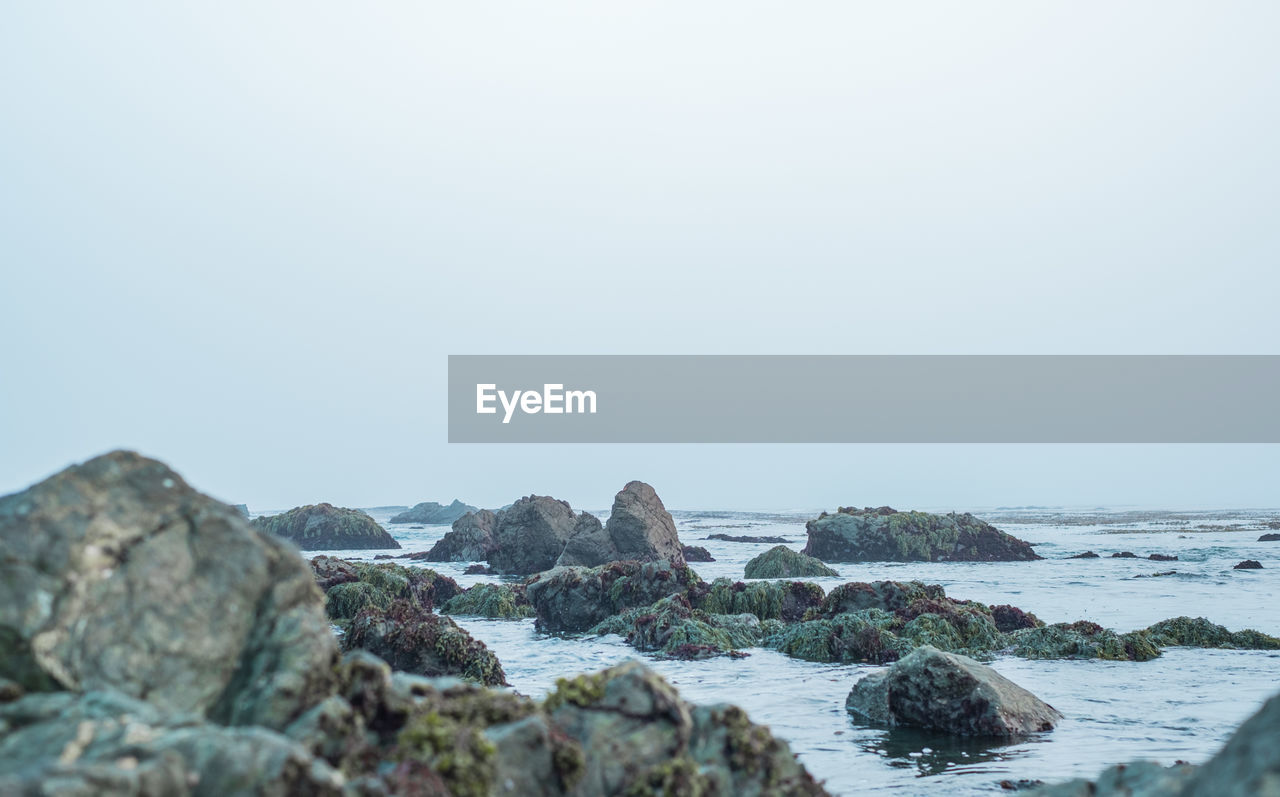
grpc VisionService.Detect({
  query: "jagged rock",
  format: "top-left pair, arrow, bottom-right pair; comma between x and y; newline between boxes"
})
990,604 -> 1043,632
743,546 -> 839,579
389,499 -> 478,525
1068,551 -> 1101,559
420,509 -> 497,562
846,646 -> 1062,736
526,560 -> 702,633
1260,533 -> 1280,542
489,496 -> 581,575
252,503 -> 401,551
682,544 -> 715,562
1235,560 -> 1264,569
344,600 -> 507,686
556,481 -> 685,569
1112,551 -> 1138,558
442,583 -> 534,619
0,451 -> 337,729
802,506 -> 1040,562
706,533 -> 789,544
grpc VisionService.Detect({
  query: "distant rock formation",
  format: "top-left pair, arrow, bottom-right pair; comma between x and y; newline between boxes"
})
252,503 -> 401,551
556,481 -> 685,569
1235,559 -> 1264,569
388,499 -> 478,525
419,509 -> 498,562
1259,533 -> 1280,542
802,506 -> 1040,563
706,533 -> 789,544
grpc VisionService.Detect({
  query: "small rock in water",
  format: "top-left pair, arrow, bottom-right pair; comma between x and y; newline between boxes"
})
1068,551 -> 1101,559
1234,560 -> 1263,570
706,533 -> 790,544
1258,533 -> 1280,542
1148,553 -> 1178,561
681,544 -> 715,562
1111,551 -> 1138,559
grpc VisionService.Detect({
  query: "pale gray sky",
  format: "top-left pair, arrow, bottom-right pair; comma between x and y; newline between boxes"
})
2,3 -> 1278,511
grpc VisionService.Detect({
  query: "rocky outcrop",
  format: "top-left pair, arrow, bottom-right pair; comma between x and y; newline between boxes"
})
344,600 -> 507,686
743,546 -> 839,579
420,509 -> 497,562
802,506 -> 1040,563
389,498 -> 478,525
556,481 -> 686,569
311,557 -> 462,620
252,502 -> 401,551
441,583 -> 535,619
707,533 -> 789,543
488,495 -> 581,574
526,560 -> 703,633
1260,533 -> 1280,542
682,544 -> 715,561
591,594 -> 762,659
1143,616 -> 1280,650
1235,559 -> 1264,569
846,646 -> 1062,736
0,451 -> 337,729
698,578 -> 826,623
1068,551 -> 1101,559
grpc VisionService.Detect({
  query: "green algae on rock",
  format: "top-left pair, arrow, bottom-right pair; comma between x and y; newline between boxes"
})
1143,616 -> 1280,650
590,594 -> 762,659
441,583 -> 535,619
311,556 -> 462,620
802,506 -> 1040,562
344,600 -> 507,686
253,502 -> 402,550
1009,622 -> 1161,662
697,578 -> 826,623
743,546 -> 839,579
526,559 -> 703,633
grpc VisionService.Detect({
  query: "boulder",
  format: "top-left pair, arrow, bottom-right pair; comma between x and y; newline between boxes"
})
682,544 -> 715,562
344,600 -> 507,686
1112,551 -> 1138,558
252,503 -> 401,551
698,578 -> 826,623
488,495 -> 580,575
846,646 -> 1062,736
419,509 -> 497,562
1068,551 -> 1101,559
1260,533 -> 1280,542
314,558 -> 462,620
0,451 -> 337,729
556,481 -> 685,569
1235,560 -> 1264,569
743,546 -> 839,579
526,560 -> 702,633
441,583 -> 534,619
389,499 -> 478,525
1149,553 -> 1178,561
802,506 -> 1040,563
706,533 -> 789,544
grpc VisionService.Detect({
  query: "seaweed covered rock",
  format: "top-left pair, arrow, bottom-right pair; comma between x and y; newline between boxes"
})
1235,559 -> 1264,570
682,544 -> 715,562
590,595 -> 762,659
421,509 -> 498,562
526,560 -> 702,633
544,661 -> 827,796
1260,533 -> 1280,542
0,451 -> 338,729
389,499 -> 478,525
488,495 -> 582,575
706,533 -> 789,544
802,506 -> 1040,562
847,646 -> 1062,737
556,481 -> 685,569
990,604 -> 1044,632
442,582 -> 535,619
1143,616 -> 1280,650
313,558 -> 462,620
253,502 -> 401,551
767,610 -> 907,664
344,600 -> 507,686
744,546 -> 839,579
1010,621 -> 1161,662
811,580 -> 946,618
698,578 -> 826,623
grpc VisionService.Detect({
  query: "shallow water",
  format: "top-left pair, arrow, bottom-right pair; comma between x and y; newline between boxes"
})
306,506 -> 1280,796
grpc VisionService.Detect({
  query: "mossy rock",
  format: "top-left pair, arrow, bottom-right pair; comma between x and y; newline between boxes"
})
442,583 -> 534,619
766,610 -> 907,664
743,546 -> 839,579
344,600 -> 507,685
253,503 -> 401,551
802,506 -> 1040,563
697,578 -> 825,623
1143,616 -> 1280,650
590,595 -> 761,658
810,580 -> 945,618
1009,622 -> 1161,662
323,561 -> 461,620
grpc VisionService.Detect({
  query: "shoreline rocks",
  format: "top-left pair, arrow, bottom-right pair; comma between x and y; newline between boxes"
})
802,506 -> 1040,563
489,495 -> 582,574
706,533 -> 790,544
1259,533 -> 1280,542
419,509 -> 497,562
556,481 -> 686,569
344,600 -> 507,686
743,546 -> 839,579
389,498 -> 478,524
526,560 -> 702,633
252,503 -> 401,551
846,646 -> 1063,736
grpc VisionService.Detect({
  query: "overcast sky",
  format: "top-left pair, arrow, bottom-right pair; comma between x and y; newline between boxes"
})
2,3 -> 1278,512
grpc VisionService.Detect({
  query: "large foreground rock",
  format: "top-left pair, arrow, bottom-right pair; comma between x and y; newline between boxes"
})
803,506 -> 1040,562
252,503 -> 401,551
0,451 -> 337,729
389,498 -> 478,525
419,509 -> 497,562
488,495 -> 582,574
556,481 -> 686,569
846,645 -> 1062,736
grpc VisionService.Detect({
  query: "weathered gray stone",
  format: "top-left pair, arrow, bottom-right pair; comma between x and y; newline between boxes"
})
419,509 -> 497,562
488,495 -> 580,575
557,481 -> 685,569
389,499 -> 478,525
0,451 -> 337,729
252,503 -> 400,551
803,506 -> 1040,563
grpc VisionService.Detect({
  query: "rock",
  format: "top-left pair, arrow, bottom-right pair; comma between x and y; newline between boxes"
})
810,580 -> 946,617
526,560 -> 702,633
1259,533 -> 1280,542
312,558 -> 461,620
232,503 -> 250,517
252,502 -> 401,550
1010,621 -> 1161,662
1029,760 -> 1196,796
590,594 -> 761,659
1149,553 -> 1178,561
682,544 -> 715,562
389,498 -> 478,525
1235,559 -> 1264,569
489,496 -> 581,575
706,533 -> 789,544
744,546 -> 839,579
0,690 -> 345,796
464,563 -> 493,575
802,506 -> 1040,563
1112,551 -> 1138,558
344,600 -> 507,686
556,481 -> 685,569
1068,551 -> 1101,559
1134,570 -> 1178,578
1143,616 -> 1280,650
698,578 -> 826,623
0,450 -> 337,729
845,646 -> 1062,736
441,583 -> 535,619
990,604 -> 1043,632
420,509 -> 497,562
1181,690 -> 1280,797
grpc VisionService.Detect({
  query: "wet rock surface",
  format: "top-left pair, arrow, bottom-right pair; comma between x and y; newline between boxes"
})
253,502 -> 402,551
419,509 -> 497,562
743,546 -> 839,579
682,544 -> 715,562
526,560 -> 703,633
556,481 -> 686,569
802,506 -> 1040,563
706,533 -> 790,544
389,498 -> 478,525
344,600 -> 507,686
1235,559 -> 1264,569
488,495 -> 581,575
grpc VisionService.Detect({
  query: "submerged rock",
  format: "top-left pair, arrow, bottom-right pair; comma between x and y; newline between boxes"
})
682,544 -> 716,562
489,495 -> 581,575
846,646 -> 1062,736
802,506 -> 1040,563
1259,533 -> 1280,542
1234,559 -> 1264,569
526,560 -> 702,633
420,509 -> 497,562
1112,551 -> 1138,559
706,533 -> 789,543
442,582 -> 535,619
389,498 -> 478,525
1143,616 -> 1280,650
0,451 -> 337,729
1068,551 -> 1101,559
744,546 -> 839,579
253,502 -> 401,551
1149,553 -> 1179,561
344,600 -> 507,686
556,481 -> 686,569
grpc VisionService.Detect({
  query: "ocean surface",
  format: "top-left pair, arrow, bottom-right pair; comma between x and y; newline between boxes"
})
304,506 -> 1280,796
